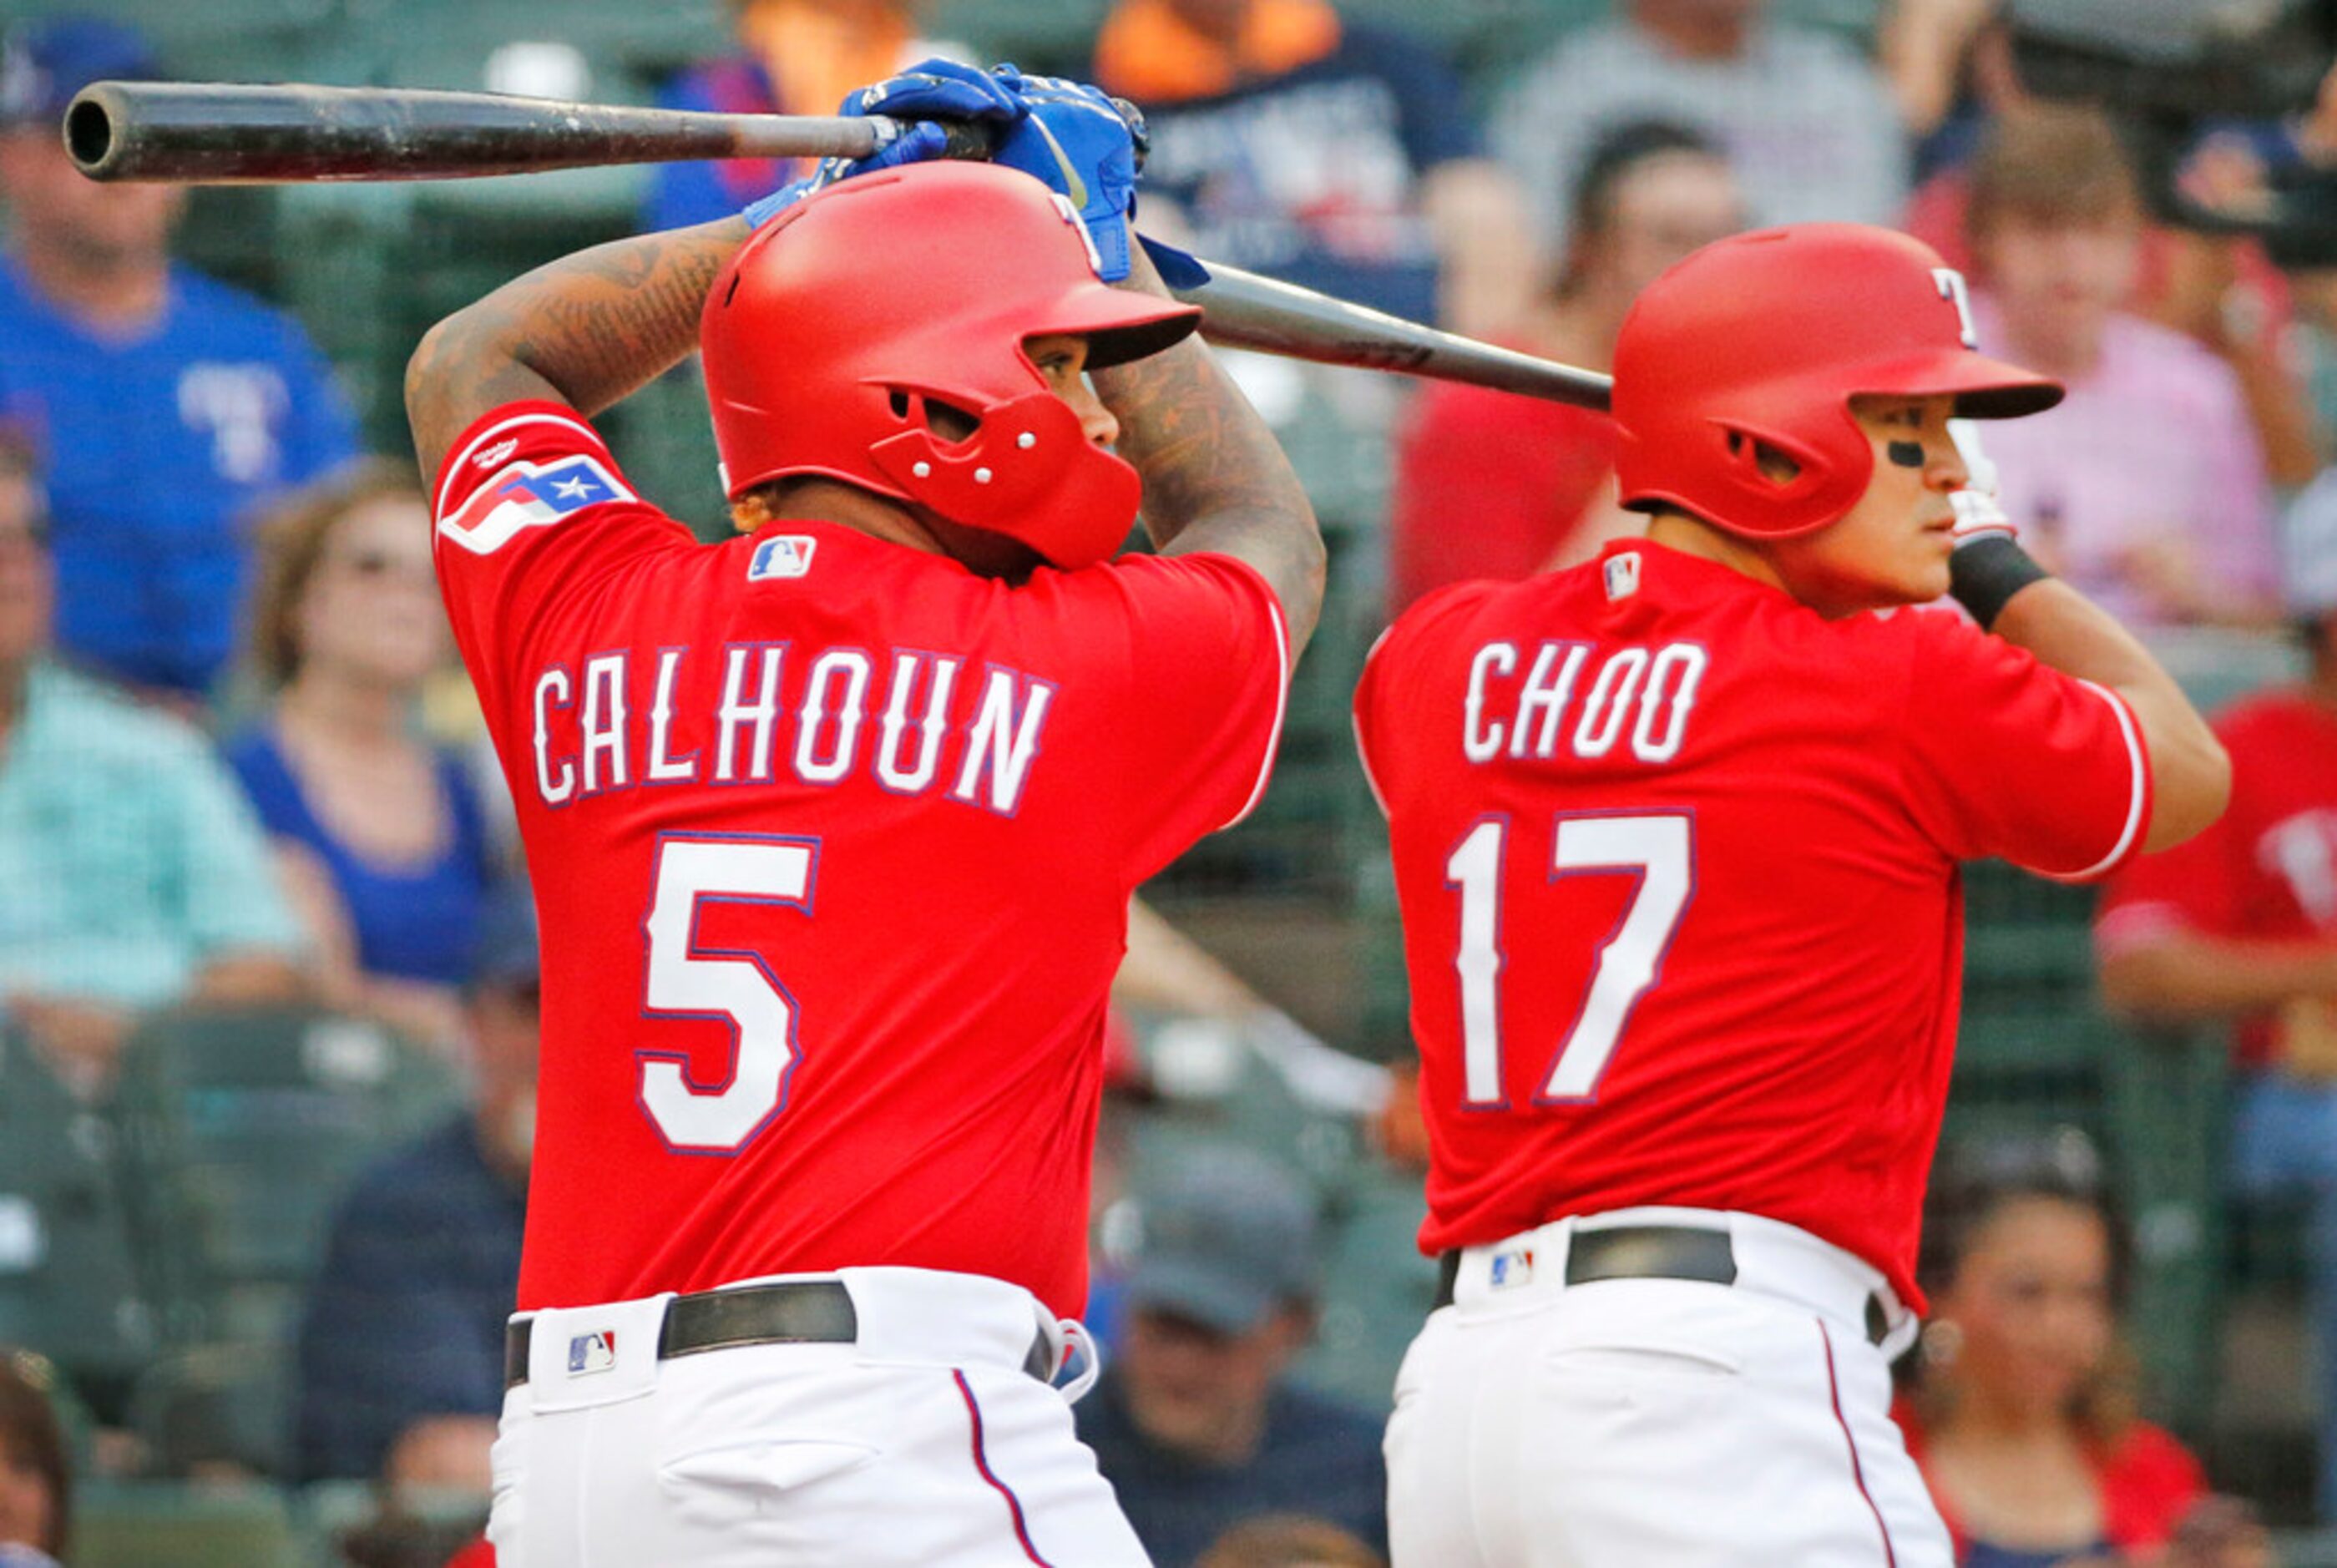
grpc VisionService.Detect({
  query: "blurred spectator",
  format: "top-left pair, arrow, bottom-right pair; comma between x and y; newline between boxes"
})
1094,902 -> 1389,1348
1898,1131 -> 2271,1565
2096,479 -> 2337,1521
1490,0 -> 1905,262
1090,0 -> 1533,333
0,426 -> 303,1096
1196,1514 -> 1384,1568
0,17 -> 358,701
230,462 -> 499,1054
0,1350 -> 67,1567
1385,120 -> 1743,617
1960,106 -> 2283,631
291,892 -> 536,1489
643,0 -> 970,232
1878,0 -> 2015,182
1077,1148 -> 1386,1567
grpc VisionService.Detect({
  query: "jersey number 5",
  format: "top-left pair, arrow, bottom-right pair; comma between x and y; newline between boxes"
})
637,832 -> 815,1152
1444,812 -> 1692,1107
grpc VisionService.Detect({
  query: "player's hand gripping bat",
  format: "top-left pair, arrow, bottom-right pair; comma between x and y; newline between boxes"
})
65,79 -> 1614,413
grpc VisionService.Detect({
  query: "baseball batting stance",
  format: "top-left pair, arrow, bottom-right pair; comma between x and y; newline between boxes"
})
1354,225 -> 2230,1566
405,61 -> 1322,1566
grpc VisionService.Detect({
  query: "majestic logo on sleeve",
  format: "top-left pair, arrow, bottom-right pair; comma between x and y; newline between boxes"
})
437,454 -> 636,555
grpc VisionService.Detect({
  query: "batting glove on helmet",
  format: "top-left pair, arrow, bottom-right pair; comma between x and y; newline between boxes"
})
833,58 -> 1145,281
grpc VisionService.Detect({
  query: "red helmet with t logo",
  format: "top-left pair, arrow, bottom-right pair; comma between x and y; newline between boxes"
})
701,160 -> 1200,568
1611,224 -> 2063,539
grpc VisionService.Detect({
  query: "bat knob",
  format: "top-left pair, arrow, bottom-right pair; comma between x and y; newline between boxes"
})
63,84 -> 124,179
1110,96 -> 1149,172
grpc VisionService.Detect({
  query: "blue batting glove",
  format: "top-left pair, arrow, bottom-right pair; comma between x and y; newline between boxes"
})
737,117 -> 955,230
985,67 -> 1141,282
739,56 -> 1002,228
840,56 -> 1023,124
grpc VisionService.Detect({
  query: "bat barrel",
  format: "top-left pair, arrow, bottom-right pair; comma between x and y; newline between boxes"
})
65,80 -> 888,184
1179,260 -> 1614,412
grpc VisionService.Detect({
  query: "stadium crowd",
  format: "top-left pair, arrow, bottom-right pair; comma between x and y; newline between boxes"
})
0,0 -> 2333,1563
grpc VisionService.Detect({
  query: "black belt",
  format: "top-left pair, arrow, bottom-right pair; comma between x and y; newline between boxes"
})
503,1279 -> 1056,1389
1433,1225 -> 1891,1348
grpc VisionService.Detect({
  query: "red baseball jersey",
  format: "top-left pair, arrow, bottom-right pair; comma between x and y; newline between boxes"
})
432,402 -> 1288,1317
1353,541 -> 2150,1306
2096,689 -> 2337,1069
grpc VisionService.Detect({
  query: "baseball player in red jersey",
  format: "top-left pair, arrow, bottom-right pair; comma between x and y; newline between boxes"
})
403,111 -> 1322,1564
1353,224 -> 2229,1566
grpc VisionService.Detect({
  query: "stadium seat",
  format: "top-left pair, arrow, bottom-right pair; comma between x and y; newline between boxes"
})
73,1480 -> 301,1568
109,1005 -> 462,1352
0,1026 -> 156,1412
124,1338 -> 295,1479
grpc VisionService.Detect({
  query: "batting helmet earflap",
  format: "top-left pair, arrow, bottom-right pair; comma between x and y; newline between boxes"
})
1611,224 -> 2063,540
701,160 -> 1201,569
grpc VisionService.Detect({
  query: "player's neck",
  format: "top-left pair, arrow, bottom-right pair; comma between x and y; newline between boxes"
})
752,478 -> 948,558
1644,511 -> 1789,596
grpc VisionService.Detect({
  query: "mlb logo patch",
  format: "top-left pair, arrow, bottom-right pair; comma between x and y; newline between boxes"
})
568,1329 -> 619,1376
1489,1247 -> 1535,1290
1602,551 -> 1641,601
748,535 -> 817,581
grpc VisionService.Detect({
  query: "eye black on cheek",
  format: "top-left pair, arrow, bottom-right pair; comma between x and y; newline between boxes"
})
1886,440 -> 1925,469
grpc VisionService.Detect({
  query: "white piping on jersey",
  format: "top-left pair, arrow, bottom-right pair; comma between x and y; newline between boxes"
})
2045,680 -> 2148,883
1218,590 -> 1292,832
1353,625 -> 1397,821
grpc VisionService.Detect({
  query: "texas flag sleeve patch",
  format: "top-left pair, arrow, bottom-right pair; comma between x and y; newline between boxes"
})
438,453 -> 638,556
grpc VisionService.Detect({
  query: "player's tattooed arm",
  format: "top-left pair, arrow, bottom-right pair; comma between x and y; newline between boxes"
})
1092,245 -> 1327,655
406,215 -> 752,484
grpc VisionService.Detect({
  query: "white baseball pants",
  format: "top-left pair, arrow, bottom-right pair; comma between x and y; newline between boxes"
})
487,1266 -> 1151,1567
1384,1207 -> 1954,1568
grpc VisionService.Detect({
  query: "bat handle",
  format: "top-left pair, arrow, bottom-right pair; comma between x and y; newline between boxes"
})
932,119 -> 999,163
909,99 -> 1148,175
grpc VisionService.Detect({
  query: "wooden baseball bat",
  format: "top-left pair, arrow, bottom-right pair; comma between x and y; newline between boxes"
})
66,79 -> 1614,412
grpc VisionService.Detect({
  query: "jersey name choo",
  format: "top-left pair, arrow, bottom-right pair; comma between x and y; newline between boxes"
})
1461,639 -> 1708,766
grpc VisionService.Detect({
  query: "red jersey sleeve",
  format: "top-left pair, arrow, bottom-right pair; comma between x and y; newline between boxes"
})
1895,609 -> 2152,881
1073,551 -> 1290,883
430,401 -> 694,710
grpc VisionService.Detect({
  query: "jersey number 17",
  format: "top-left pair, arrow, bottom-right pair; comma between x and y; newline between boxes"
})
1443,812 -> 1693,1107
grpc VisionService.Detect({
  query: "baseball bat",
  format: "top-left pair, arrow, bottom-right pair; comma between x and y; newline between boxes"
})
65,80 -> 1614,412
64,80 -> 977,183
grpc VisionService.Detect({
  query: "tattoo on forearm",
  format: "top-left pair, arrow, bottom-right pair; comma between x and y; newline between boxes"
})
408,218 -> 748,481
1094,338 -> 1325,650
1095,341 -> 1299,544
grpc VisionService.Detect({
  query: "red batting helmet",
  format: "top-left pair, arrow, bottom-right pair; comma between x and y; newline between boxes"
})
1611,224 -> 2062,539
701,160 -> 1201,569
